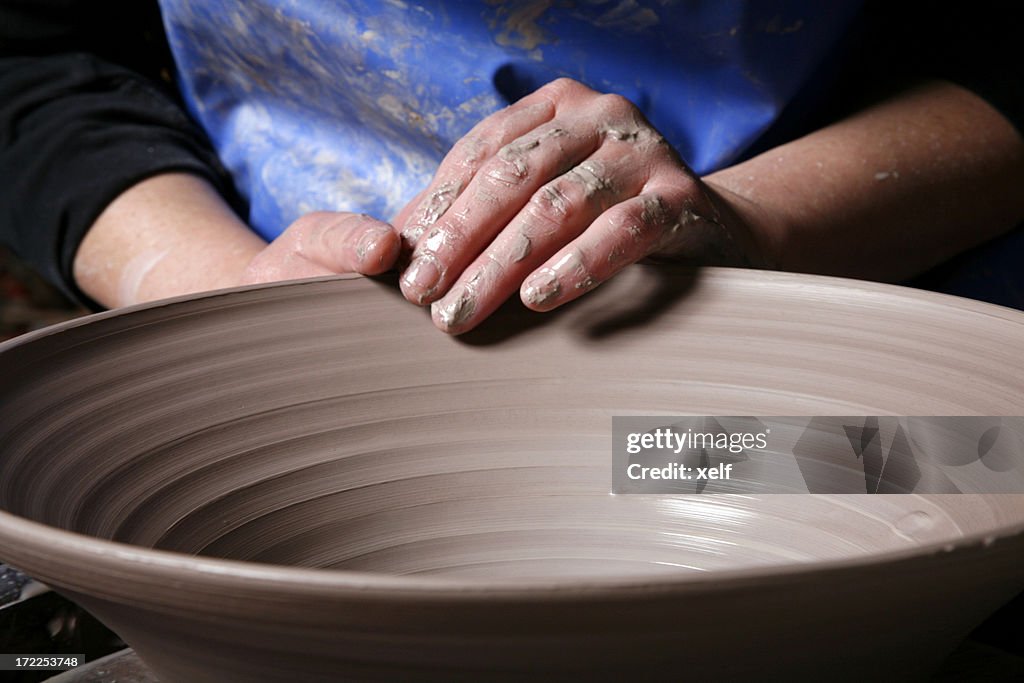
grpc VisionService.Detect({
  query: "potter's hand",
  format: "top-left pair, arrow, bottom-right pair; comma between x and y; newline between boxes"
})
394,78 -> 763,334
76,176 -> 402,308
241,212 -> 400,285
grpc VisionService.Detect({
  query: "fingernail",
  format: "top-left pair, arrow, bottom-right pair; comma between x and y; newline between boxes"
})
433,286 -> 476,332
402,254 -> 442,302
355,229 -> 383,262
522,269 -> 561,308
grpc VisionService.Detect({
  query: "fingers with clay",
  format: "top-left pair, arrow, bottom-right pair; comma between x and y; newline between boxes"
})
397,78 -> 745,334
521,185 -> 713,312
241,212 -> 400,285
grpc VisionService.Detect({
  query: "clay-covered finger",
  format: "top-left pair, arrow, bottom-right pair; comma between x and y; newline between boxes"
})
428,150 -> 646,334
293,211 -> 400,275
519,187 -> 703,311
397,79 -> 607,253
397,95 -> 557,251
400,120 -> 602,305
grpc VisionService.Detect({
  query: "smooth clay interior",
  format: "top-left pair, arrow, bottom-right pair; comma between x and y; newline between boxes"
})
2,267 -> 1023,581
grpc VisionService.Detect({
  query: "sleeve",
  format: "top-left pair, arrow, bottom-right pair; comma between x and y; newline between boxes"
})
0,0 -> 240,307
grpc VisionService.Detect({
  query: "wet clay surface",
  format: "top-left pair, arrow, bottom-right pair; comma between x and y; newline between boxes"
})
1,265 -> 1023,681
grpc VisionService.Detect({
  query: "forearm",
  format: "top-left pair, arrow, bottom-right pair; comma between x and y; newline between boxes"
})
706,80 -> 1024,282
73,174 -> 266,308
0,1 -> 236,306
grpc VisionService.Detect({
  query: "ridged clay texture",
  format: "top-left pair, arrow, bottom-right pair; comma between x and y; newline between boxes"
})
0,265 -> 1022,682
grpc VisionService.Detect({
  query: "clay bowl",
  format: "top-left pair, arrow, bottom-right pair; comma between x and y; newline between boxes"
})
0,266 -> 1022,682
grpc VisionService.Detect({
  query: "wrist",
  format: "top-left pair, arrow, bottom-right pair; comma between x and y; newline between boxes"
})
700,174 -> 783,271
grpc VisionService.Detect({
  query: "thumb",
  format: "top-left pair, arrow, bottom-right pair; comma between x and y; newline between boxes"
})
295,212 -> 401,275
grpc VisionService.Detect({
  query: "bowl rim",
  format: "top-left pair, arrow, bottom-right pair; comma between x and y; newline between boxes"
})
4,266 -> 1024,352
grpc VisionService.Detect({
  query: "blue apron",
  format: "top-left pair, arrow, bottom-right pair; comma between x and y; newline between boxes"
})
158,0 -> 861,241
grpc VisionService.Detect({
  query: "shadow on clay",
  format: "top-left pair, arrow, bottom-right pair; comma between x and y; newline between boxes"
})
577,264 -> 702,341
457,264 -> 704,346
361,271 -> 435,320
358,265 -> 703,345
455,295 -> 577,345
